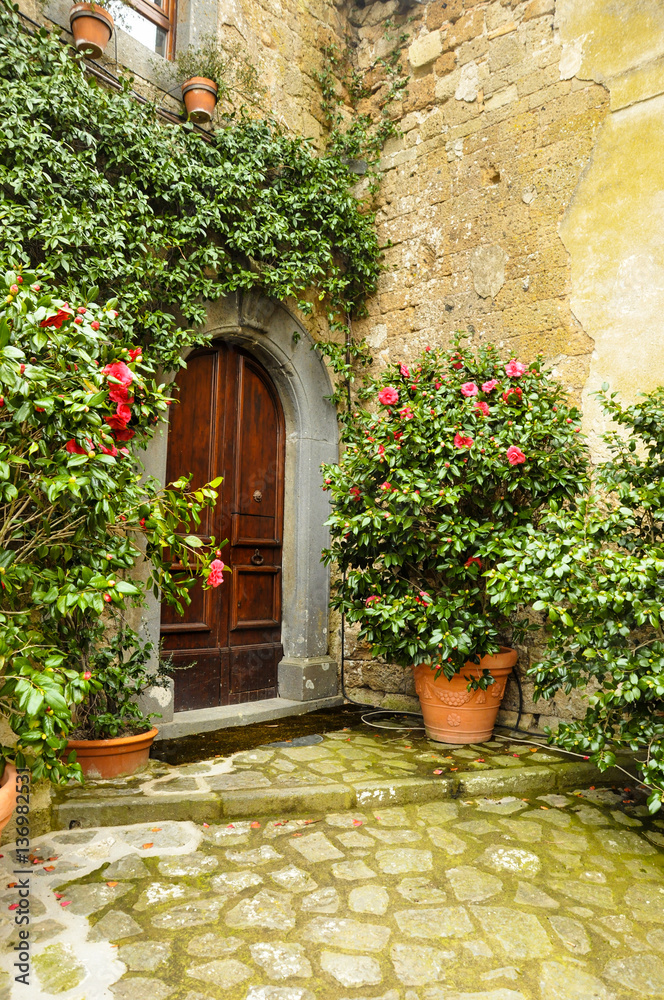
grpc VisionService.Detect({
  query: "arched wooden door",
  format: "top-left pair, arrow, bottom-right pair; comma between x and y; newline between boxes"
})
161,343 -> 285,711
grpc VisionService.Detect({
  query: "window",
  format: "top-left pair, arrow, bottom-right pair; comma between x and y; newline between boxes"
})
106,0 -> 175,58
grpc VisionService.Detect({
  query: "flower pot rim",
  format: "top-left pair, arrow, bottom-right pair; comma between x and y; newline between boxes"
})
66,726 -> 158,750
181,77 -> 219,96
69,3 -> 114,29
0,762 -> 17,787
415,645 -> 518,672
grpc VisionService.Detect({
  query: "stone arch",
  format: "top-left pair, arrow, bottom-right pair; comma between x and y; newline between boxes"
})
140,291 -> 339,725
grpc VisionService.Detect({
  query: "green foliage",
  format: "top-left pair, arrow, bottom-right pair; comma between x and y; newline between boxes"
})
488,386 -> 664,811
0,2 -> 380,373
322,340 -> 588,682
174,33 -> 231,89
0,271 -> 224,781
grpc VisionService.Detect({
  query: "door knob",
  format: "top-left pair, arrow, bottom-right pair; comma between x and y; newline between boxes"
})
253,490 -> 262,503
251,549 -> 264,565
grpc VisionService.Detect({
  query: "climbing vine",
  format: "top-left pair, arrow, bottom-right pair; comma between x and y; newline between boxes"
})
0,1 -> 381,374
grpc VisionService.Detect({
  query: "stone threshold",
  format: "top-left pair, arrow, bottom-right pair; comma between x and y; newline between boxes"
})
50,758 -> 638,832
154,694 -> 345,741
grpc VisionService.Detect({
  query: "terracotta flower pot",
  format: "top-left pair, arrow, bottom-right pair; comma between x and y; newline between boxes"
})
181,77 -> 218,124
0,763 -> 17,837
413,646 -> 518,744
65,727 -> 158,779
69,2 -> 114,59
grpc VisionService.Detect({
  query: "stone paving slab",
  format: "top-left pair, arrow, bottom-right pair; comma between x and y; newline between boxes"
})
49,728 -> 638,832
2,785 -> 664,999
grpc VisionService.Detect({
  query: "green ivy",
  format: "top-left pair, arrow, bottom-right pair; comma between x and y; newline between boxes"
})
0,1 -> 380,372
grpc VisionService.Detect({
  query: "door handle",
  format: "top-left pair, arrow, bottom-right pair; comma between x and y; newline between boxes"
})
251,549 -> 264,565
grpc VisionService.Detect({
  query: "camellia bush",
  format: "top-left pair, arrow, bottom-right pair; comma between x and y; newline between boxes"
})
488,386 -> 664,812
0,271 -> 225,781
322,340 -> 588,683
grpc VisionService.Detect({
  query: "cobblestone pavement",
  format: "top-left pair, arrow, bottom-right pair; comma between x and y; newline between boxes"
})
2,774 -> 664,999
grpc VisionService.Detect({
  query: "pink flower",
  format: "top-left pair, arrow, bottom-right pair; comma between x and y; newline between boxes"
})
207,559 -> 225,587
474,401 -> 489,416
502,386 -> 523,404
9,284 -> 18,294
109,385 -> 134,405
465,556 -> 482,568
349,486 -> 361,500
505,359 -> 527,377
379,481 -> 393,491
460,382 -> 479,397
481,379 -> 498,392
128,347 -> 142,361
65,439 -> 86,455
435,381 -> 442,389
399,406 -> 414,421
378,444 -> 385,457
400,364 -> 410,378
365,595 -> 380,606
101,361 -> 133,387
77,306 -> 86,315
415,590 -> 431,605
378,386 -> 399,406
450,353 -> 463,370
453,433 -> 473,449
506,445 -> 526,465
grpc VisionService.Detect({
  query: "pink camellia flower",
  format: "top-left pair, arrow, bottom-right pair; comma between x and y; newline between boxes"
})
481,379 -> 498,392
65,439 -> 87,455
378,386 -> 399,406
399,406 -> 414,421
350,486 -> 361,500
507,445 -> 526,465
109,385 -> 134,405
453,432 -> 474,449
101,361 -> 134,387
502,386 -> 523,404
128,347 -> 142,362
505,359 -> 527,377
465,556 -> 482,568
40,309 -> 71,329
105,402 -> 131,430
207,559 -> 225,587
365,595 -> 380,606
435,381 -> 442,389
415,590 -> 431,605
400,364 -> 410,379
379,481 -> 393,491
474,401 -> 490,416
460,382 -> 479,397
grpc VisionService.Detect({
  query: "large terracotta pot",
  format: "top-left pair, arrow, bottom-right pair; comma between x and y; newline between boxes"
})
69,3 -> 114,59
65,728 -> 158,780
181,77 -> 218,123
413,646 -> 517,744
0,763 -> 17,837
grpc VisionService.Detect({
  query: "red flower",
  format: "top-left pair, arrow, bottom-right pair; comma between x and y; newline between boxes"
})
16,276 -> 22,284
207,559 -> 225,587
65,439 -> 86,455
73,316 -> 83,325
474,401 -> 490,416
365,595 -> 380,606
105,403 -> 131,430
507,445 -> 526,465
91,321 -> 100,331
113,428 -> 135,441
99,443 -> 118,456
19,364 -> 25,374
83,670 -> 92,680
415,590 -> 431,605
465,556 -> 482,568
378,444 -> 385,457
435,381 -> 442,389
453,433 -> 473,449
9,284 -> 18,295
77,307 -> 86,314
103,593 -> 112,603
108,385 -> 134,405
349,486 -> 361,500
379,481 -> 393,491
460,382 -> 479,397
399,406 -> 414,421
378,386 -> 399,406
502,386 -> 523,405
505,359 -> 527,377
450,353 -> 463,370
40,309 -> 71,329
101,361 -> 133,387
128,348 -> 142,362
400,364 -> 411,379
0,397 -> 4,408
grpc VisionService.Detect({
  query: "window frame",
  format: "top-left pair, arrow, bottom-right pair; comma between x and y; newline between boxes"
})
116,0 -> 176,59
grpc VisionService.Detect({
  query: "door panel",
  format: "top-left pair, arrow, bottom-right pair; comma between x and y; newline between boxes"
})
161,343 -> 284,711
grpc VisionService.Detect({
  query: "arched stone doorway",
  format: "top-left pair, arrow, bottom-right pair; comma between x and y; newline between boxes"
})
140,291 -> 340,730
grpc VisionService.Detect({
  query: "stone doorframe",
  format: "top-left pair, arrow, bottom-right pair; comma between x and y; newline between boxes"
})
139,291 -> 339,723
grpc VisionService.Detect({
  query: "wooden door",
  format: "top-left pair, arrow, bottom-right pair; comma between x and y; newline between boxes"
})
161,343 -> 285,711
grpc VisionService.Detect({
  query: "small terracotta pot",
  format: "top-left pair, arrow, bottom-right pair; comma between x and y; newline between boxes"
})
65,727 -> 158,780
69,2 -> 114,59
413,646 -> 518,744
181,77 -> 218,123
0,764 -> 17,837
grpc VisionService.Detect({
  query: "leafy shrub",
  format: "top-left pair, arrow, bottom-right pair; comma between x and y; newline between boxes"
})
488,386 -> 664,812
0,271 -> 223,780
322,340 -> 587,682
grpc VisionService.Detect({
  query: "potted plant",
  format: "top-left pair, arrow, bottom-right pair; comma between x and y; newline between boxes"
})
69,2 -> 114,60
488,384 -> 664,813
0,270 -> 226,787
175,34 -> 229,123
322,339 -> 588,743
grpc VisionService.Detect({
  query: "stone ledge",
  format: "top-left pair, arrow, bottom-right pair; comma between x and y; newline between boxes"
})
154,695 -> 344,741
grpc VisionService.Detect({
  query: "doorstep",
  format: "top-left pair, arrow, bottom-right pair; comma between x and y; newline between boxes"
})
154,694 -> 345,741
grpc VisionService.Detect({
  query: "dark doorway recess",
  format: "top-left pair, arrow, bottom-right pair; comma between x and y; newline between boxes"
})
161,343 -> 285,711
